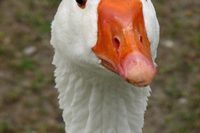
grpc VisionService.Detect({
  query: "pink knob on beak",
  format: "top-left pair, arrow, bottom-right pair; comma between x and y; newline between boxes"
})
121,52 -> 157,87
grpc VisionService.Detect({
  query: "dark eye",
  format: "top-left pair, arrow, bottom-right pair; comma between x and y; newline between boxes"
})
76,0 -> 87,8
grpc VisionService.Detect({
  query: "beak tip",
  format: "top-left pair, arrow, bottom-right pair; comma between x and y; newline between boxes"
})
121,52 -> 157,87
126,69 -> 156,87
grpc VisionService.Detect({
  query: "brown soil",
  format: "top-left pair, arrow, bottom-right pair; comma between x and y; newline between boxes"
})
0,0 -> 199,133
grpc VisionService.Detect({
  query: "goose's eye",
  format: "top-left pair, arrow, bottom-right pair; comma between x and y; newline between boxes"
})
76,0 -> 87,8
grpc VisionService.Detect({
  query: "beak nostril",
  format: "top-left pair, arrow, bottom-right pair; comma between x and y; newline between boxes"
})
139,35 -> 143,43
113,36 -> 121,52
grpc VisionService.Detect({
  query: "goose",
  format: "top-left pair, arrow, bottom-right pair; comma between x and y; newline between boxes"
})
50,0 -> 160,133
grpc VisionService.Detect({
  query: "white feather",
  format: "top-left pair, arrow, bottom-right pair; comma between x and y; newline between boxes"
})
141,0 -> 160,60
53,52 -> 151,133
51,0 -> 159,133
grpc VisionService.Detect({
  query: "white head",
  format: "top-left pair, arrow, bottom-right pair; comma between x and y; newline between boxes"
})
51,0 -> 160,87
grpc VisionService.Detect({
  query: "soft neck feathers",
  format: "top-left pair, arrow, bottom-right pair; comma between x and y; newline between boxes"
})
51,0 -> 160,132
53,52 -> 151,133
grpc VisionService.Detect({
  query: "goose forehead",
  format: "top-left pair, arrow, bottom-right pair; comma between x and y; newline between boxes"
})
61,0 -> 157,42
82,0 -> 158,43
51,0 -> 159,63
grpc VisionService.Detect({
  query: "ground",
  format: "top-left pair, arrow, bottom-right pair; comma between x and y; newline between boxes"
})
0,0 -> 199,133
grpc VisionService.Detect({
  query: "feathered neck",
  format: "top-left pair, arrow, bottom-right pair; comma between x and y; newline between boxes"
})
53,52 -> 151,133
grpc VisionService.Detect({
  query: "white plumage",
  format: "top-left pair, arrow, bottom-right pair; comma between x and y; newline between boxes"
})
51,0 -> 159,133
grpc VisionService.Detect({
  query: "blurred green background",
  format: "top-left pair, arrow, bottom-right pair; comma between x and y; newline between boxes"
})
0,0 -> 199,133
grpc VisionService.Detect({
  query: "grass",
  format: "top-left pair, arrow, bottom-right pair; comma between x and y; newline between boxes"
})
0,121 -> 10,133
0,32 -> 5,38
194,32 -> 200,46
10,57 -> 37,71
16,12 -> 51,33
31,71 -> 47,93
194,82 -> 200,90
46,0 -> 61,6
0,32 -> 5,55
3,88 -> 23,104
0,0 -> 200,132
0,46 -> 5,55
0,0 -> 64,133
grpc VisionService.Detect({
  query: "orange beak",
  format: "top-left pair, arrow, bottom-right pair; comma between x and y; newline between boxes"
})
92,0 -> 156,87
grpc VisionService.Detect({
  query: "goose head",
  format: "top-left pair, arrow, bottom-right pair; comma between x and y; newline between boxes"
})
51,0 -> 160,87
